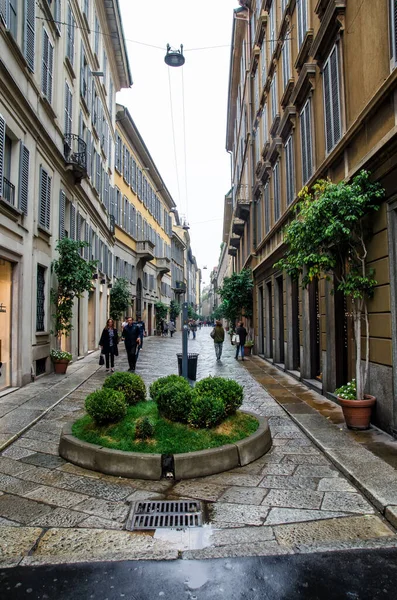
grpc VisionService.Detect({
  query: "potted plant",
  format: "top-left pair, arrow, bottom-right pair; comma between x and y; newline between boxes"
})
50,349 -> 73,374
275,171 -> 384,430
244,340 -> 254,357
109,278 -> 131,323
51,238 -> 97,373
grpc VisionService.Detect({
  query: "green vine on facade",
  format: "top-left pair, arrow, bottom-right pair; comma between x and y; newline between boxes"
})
51,238 -> 97,342
109,278 -> 131,321
274,170 -> 385,400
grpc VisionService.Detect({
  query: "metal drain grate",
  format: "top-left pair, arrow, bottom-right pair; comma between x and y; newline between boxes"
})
126,500 -> 202,530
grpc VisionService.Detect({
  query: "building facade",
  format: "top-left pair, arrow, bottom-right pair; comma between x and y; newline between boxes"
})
114,105 -> 174,335
0,0 -> 131,390
225,0 -> 397,435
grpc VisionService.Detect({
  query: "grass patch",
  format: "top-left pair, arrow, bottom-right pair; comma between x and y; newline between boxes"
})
72,401 -> 259,454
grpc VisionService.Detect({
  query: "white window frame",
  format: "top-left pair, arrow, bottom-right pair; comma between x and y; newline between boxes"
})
64,81 -> 72,135
300,98 -> 313,185
282,39 -> 291,90
42,27 -> 54,103
323,45 -> 342,154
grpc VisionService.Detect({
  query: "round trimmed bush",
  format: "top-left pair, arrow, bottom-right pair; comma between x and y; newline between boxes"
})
85,389 -> 127,425
194,377 -> 244,415
103,372 -> 146,405
156,379 -> 193,423
135,416 -> 154,440
149,375 -> 186,402
188,394 -> 226,429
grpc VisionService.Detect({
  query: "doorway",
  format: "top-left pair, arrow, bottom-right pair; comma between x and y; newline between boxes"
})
266,281 -> 273,359
291,278 -> 301,370
309,279 -> 321,379
0,259 -> 12,391
276,276 -> 285,364
258,286 -> 264,355
88,291 -> 95,350
334,286 -> 348,387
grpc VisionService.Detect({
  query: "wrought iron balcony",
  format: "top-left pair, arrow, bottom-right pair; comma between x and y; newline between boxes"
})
2,177 -> 15,207
173,280 -> 186,294
64,133 -> 87,181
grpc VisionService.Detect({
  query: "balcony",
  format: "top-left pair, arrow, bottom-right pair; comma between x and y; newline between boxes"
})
137,240 -> 155,266
64,134 -> 87,182
228,246 -> 237,257
2,177 -> 15,207
173,280 -> 186,294
232,217 -> 245,236
230,234 -> 241,248
235,184 -> 251,221
156,257 -> 171,275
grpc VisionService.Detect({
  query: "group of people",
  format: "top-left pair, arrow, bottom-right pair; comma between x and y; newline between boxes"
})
211,320 -> 248,362
99,316 -> 146,373
159,320 -> 176,337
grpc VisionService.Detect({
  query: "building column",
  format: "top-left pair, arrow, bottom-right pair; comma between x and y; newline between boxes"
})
301,281 -> 312,379
324,278 -> 336,395
285,274 -> 294,371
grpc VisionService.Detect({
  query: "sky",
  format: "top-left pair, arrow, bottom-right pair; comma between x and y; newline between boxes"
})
117,0 -> 238,288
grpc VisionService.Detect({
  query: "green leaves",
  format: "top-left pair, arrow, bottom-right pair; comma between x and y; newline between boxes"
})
51,238 -> 97,338
109,278 -> 131,321
155,301 -> 168,325
218,269 -> 254,325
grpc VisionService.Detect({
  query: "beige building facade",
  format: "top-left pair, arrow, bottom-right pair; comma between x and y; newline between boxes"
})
226,0 -> 397,434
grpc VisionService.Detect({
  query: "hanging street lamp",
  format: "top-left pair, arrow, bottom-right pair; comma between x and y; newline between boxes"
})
164,44 -> 185,67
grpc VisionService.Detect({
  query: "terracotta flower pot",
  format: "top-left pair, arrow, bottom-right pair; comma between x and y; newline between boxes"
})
338,394 -> 376,430
53,359 -> 70,374
244,345 -> 252,357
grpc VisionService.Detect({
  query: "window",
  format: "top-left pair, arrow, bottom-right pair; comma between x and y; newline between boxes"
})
300,98 -> 313,184
115,133 -> 122,172
42,28 -> 54,103
323,45 -> 342,154
38,166 -> 51,230
269,1 -> 276,55
264,182 -> 270,234
102,51 -> 107,85
282,40 -> 291,90
109,80 -> 114,122
271,73 -> 278,123
70,204 -> 76,239
392,0 -> 397,65
59,190 -> 65,239
130,158 -> 136,191
261,103 -> 268,146
36,265 -> 46,332
260,39 -> 266,86
80,47 -> 91,110
1,0 -> 17,38
18,141 -> 29,215
296,0 -> 308,50
24,0 -> 35,72
94,14 -> 99,56
281,0 -> 288,13
254,70 -> 259,115
285,135 -> 295,205
123,146 -> 130,183
273,161 -> 281,221
66,4 -> 75,66
64,82 -> 72,134
83,0 -> 89,20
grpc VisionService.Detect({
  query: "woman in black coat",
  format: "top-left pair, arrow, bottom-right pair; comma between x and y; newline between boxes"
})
99,319 -> 119,372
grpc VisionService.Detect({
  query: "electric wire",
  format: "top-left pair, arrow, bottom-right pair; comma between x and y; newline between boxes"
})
167,66 -> 182,210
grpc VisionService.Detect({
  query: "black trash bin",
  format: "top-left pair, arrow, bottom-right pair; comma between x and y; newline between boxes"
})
177,353 -> 199,381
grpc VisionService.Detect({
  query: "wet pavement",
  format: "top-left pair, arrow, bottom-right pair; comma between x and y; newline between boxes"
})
0,329 -> 396,566
1,548 -> 397,599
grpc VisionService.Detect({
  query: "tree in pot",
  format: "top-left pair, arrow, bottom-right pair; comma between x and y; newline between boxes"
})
170,299 -> 181,323
51,238 -> 97,373
244,340 -> 254,357
275,170 -> 385,429
155,301 -> 168,334
218,269 -> 254,334
109,278 -> 131,322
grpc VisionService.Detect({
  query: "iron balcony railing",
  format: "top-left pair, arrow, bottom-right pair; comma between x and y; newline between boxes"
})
3,177 -> 15,206
64,133 -> 87,172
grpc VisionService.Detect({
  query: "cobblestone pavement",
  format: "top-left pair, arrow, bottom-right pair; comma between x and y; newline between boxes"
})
0,329 -> 396,566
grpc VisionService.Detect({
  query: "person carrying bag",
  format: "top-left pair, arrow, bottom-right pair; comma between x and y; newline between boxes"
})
212,320 -> 225,361
99,319 -> 119,372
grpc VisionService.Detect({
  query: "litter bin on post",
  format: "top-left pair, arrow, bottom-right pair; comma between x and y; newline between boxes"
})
177,353 -> 199,381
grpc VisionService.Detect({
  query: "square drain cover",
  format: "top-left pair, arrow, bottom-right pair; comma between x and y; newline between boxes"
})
126,500 -> 202,530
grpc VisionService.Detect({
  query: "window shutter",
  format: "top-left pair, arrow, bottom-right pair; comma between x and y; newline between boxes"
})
323,60 -> 333,153
54,0 -> 61,34
86,129 -> 91,179
70,204 -> 76,239
24,0 -> 35,72
104,172 -> 109,211
84,222 -> 89,259
285,135 -> 294,205
330,47 -> 341,146
0,114 -> 5,198
59,190 -> 65,239
39,166 -> 51,230
42,29 -> 49,98
18,142 -> 29,215
64,82 -> 72,135
0,1 -> 8,26
273,162 -> 280,221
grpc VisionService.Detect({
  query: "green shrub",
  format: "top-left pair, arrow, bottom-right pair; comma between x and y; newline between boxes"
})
194,377 -> 244,415
188,394 -> 226,429
85,389 -> 127,425
156,380 -> 193,423
135,416 -> 155,440
149,374 -> 186,402
103,372 -> 146,405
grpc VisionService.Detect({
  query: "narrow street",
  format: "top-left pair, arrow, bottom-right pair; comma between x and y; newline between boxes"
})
0,328 -> 395,578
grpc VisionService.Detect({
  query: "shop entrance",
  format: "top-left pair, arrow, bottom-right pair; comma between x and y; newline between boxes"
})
0,260 -> 12,391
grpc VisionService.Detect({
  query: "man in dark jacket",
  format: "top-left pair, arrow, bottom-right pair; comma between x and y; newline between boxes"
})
123,317 -> 141,371
235,321 -> 247,360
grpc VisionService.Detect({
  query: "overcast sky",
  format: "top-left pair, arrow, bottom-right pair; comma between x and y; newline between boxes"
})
117,0 -> 238,287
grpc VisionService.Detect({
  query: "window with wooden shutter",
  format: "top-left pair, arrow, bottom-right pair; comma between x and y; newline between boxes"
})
84,222 -> 89,259
66,3 -> 75,66
323,45 -> 341,154
42,28 -> 54,103
300,99 -> 313,185
131,158 -> 136,191
18,142 -> 29,215
95,153 -> 101,194
24,0 -> 35,72
271,73 -> 278,123
70,204 -> 76,239
261,103 -> 268,146
58,190 -> 66,239
285,135 -> 295,205
296,0 -> 308,50
273,161 -> 281,222
64,81 -> 72,135
260,38 -> 266,86
54,0 -> 61,35
282,40 -> 291,90
137,168 -> 142,199
38,166 -> 51,230
0,114 -> 5,198
269,1 -> 276,55
94,14 -> 99,56
104,172 -> 109,211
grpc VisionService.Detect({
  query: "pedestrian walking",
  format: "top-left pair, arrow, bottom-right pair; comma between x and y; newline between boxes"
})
235,321 -> 247,360
168,320 -> 176,337
122,317 -> 141,371
99,319 -> 119,372
163,320 -> 169,336
135,315 -> 146,360
160,320 -> 165,336
121,316 -> 128,329
190,319 -> 198,339
211,320 -> 225,361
